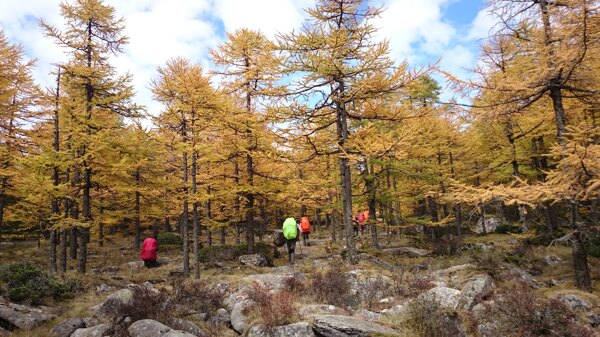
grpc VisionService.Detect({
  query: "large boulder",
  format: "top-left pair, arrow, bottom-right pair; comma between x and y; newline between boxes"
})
169,318 -> 208,336
383,247 -> 431,257
503,268 -> 540,288
0,303 -> 57,330
71,323 -> 112,337
210,308 -> 231,327
50,317 -> 86,337
312,314 -> 400,336
127,319 -> 171,337
239,254 -> 269,267
247,322 -> 315,337
459,275 -> 494,310
231,300 -> 253,334
555,293 -> 593,311
474,217 -> 501,234
92,288 -> 134,320
418,287 -> 461,310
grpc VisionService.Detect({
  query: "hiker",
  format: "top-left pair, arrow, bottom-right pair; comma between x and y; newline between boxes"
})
352,215 -> 359,236
141,236 -> 159,268
358,211 -> 365,235
300,216 -> 311,246
282,217 -> 299,265
363,210 -> 370,232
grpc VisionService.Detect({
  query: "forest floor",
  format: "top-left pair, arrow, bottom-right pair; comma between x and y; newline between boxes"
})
1,226 -> 600,336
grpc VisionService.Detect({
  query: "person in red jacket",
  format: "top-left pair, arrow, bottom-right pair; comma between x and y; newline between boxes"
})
141,236 -> 159,268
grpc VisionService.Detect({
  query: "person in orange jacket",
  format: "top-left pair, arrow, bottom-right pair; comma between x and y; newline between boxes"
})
299,216 -> 311,246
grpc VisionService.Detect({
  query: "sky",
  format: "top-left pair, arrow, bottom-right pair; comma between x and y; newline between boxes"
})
0,0 -> 494,117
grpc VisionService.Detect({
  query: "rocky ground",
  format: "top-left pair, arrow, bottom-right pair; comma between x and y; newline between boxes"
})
0,231 -> 599,337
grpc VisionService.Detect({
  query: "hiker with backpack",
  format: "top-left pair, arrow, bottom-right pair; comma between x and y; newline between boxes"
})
300,216 -> 311,246
282,217 -> 299,265
141,236 -> 159,268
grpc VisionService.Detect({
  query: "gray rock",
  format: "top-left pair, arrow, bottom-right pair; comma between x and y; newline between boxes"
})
161,331 -> 197,337
381,301 -> 411,316
127,261 -> 144,269
244,273 -> 302,290
505,268 -> 540,288
247,322 -> 315,337
239,254 -> 269,267
298,304 -> 347,319
0,242 -> 14,247
588,314 -> 600,327
210,308 -> 230,327
127,319 -> 171,337
459,275 -> 494,310
83,316 -> 100,327
0,303 -> 57,330
543,255 -> 562,265
353,309 -> 382,322
71,323 -> 112,337
555,293 -> 592,311
313,315 -> 400,336
418,287 -> 461,310
50,317 -> 86,337
96,283 -> 116,294
93,288 -> 135,321
169,318 -> 206,336
231,300 -> 253,333
474,217 -> 501,234
433,312 -> 467,337
383,247 -> 431,257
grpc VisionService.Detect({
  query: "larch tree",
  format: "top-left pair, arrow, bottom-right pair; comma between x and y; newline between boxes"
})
210,28 -> 283,253
0,30 -> 39,245
152,57 -> 221,278
278,0 -> 424,263
41,0 -> 139,273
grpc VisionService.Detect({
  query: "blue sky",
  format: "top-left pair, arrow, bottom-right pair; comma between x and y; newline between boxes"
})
0,0 -> 492,115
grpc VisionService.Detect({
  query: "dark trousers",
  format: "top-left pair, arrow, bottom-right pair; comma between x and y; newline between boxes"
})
302,232 -> 310,246
144,259 -> 159,268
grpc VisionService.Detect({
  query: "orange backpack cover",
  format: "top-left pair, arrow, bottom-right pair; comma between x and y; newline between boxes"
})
300,217 -> 311,233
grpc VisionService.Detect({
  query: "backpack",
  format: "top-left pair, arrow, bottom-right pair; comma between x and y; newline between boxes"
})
282,218 -> 298,240
300,217 -> 311,233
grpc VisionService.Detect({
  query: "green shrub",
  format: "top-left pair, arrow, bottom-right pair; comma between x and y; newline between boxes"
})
587,236 -> 600,258
496,224 -> 522,234
157,232 -> 182,246
0,263 -> 79,305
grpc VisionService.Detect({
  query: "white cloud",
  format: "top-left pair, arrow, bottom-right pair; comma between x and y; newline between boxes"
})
374,0 -> 455,65
212,0 -> 312,38
467,6 -> 496,41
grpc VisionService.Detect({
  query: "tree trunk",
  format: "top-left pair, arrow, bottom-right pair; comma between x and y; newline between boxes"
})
245,152 -> 255,253
333,77 -> 356,263
60,229 -> 67,273
362,161 -> 379,249
234,160 -> 241,245
134,170 -> 141,250
50,230 -> 58,275
77,228 -> 87,273
70,227 -> 77,260
571,203 -> 591,291
50,68 -> 61,274
182,117 -> 190,277
192,152 -> 200,279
